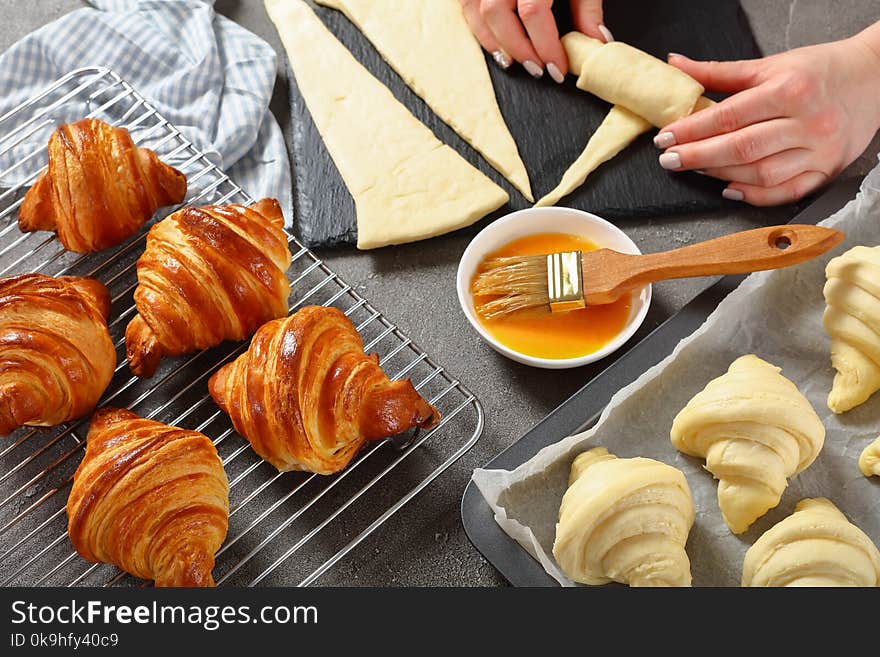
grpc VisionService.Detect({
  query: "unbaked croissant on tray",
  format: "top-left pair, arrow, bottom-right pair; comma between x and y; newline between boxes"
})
125,198 -> 292,378
823,245 -> 880,413
553,447 -> 695,587
19,118 -> 187,253
67,407 -> 229,587
0,273 -> 116,435
209,305 -> 440,475
671,354 -> 825,534
743,498 -> 880,587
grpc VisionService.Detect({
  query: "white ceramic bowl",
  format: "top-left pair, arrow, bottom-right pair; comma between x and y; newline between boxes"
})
456,207 -> 651,369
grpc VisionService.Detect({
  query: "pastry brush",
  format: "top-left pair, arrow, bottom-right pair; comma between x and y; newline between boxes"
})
472,225 -> 844,319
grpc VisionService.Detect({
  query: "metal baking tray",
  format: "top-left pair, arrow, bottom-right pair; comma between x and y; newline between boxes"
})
460,176 -> 862,586
0,67 -> 484,587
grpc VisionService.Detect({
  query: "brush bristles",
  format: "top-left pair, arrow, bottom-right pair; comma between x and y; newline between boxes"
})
471,255 -> 551,318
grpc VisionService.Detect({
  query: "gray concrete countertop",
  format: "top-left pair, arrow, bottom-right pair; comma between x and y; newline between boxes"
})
2,0 -> 878,586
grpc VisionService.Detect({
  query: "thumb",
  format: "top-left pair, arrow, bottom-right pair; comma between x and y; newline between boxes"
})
667,53 -> 762,93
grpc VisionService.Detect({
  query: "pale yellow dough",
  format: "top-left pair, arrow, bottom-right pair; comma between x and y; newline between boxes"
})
823,245 -> 880,413
670,355 -> 825,534
536,33 -> 714,207
860,436 -> 880,477
265,0 -> 508,249
553,447 -> 694,587
569,34 -> 705,128
742,498 -> 880,587
315,0 -> 532,201
535,106 -> 651,208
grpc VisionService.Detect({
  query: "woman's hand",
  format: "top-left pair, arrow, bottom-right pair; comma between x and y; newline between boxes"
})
459,0 -> 612,82
657,24 -> 880,206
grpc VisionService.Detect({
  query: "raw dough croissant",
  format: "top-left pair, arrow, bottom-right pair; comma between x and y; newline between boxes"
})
742,498 -> 880,587
67,408 -> 229,587
562,32 -> 704,129
552,447 -> 695,587
0,274 -> 115,435
208,305 -> 439,475
125,198 -> 292,378
670,355 -> 825,534
823,245 -> 880,413
860,436 -> 880,477
19,118 -> 187,253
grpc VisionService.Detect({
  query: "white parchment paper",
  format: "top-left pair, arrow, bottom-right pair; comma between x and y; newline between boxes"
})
472,162 -> 880,587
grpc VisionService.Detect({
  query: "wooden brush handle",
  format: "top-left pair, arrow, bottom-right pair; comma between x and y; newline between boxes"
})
584,224 -> 844,305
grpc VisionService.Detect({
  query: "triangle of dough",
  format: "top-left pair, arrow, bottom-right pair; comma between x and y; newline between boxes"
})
536,106 -> 651,207
315,0 -> 533,202
267,0 -> 508,249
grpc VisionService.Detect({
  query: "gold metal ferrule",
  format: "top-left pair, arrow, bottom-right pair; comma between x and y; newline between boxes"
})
547,251 -> 586,312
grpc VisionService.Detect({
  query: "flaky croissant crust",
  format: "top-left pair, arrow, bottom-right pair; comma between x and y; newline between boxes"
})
19,118 -> 187,253
67,407 -> 229,587
125,198 -> 292,378
209,305 -> 439,475
0,273 -> 115,435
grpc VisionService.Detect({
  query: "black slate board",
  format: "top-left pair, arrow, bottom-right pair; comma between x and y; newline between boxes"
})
287,0 -> 762,248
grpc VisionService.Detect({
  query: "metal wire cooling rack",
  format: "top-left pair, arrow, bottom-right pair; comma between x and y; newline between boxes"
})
0,67 -> 483,587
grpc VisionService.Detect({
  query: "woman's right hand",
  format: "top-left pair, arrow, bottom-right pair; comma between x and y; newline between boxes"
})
459,1 -> 612,83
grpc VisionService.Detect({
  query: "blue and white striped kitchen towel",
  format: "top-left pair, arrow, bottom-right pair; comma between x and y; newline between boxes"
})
0,0 -> 291,223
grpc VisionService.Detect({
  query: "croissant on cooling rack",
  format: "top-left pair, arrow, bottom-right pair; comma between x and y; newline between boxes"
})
18,118 -> 187,253
67,407 -> 229,587
671,355 -> 825,534
125,198 -> 292,378
742,498 -> 880,587
208,305 -> 440,475
553,448 -> 695,587
0,273 -> 116,435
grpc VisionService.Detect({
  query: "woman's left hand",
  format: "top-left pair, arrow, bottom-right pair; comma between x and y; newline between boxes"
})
657,27 -> 880,206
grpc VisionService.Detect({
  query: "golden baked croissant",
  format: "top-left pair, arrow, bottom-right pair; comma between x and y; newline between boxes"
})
208,305 -> 439,474
553,448 -> 695,587
0,274 -> 115,435
823,245 -> 880,413
19,118 -> 187,253
67,407 -> 229,587
125,198 -> 292,378
671,355 -> 825,534
742,498 -> 880,587
860,436 -> 880,477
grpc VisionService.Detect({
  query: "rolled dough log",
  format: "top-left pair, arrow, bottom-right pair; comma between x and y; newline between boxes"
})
315,0 -> 533,201
266,0 -> 508,249
567,33 -> 705,128
536,33 -> 715,208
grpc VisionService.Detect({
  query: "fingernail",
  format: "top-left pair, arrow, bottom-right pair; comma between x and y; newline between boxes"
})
492,49 -> 512,69
546,62 -> 564,84
523,60 -> 544,78
598,24 -> 615,43
654,131 -> 676,149
659,152 -> 682,170
694,169 -> 707,175
722,188 -> 745,201
667,52 -> 687,61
